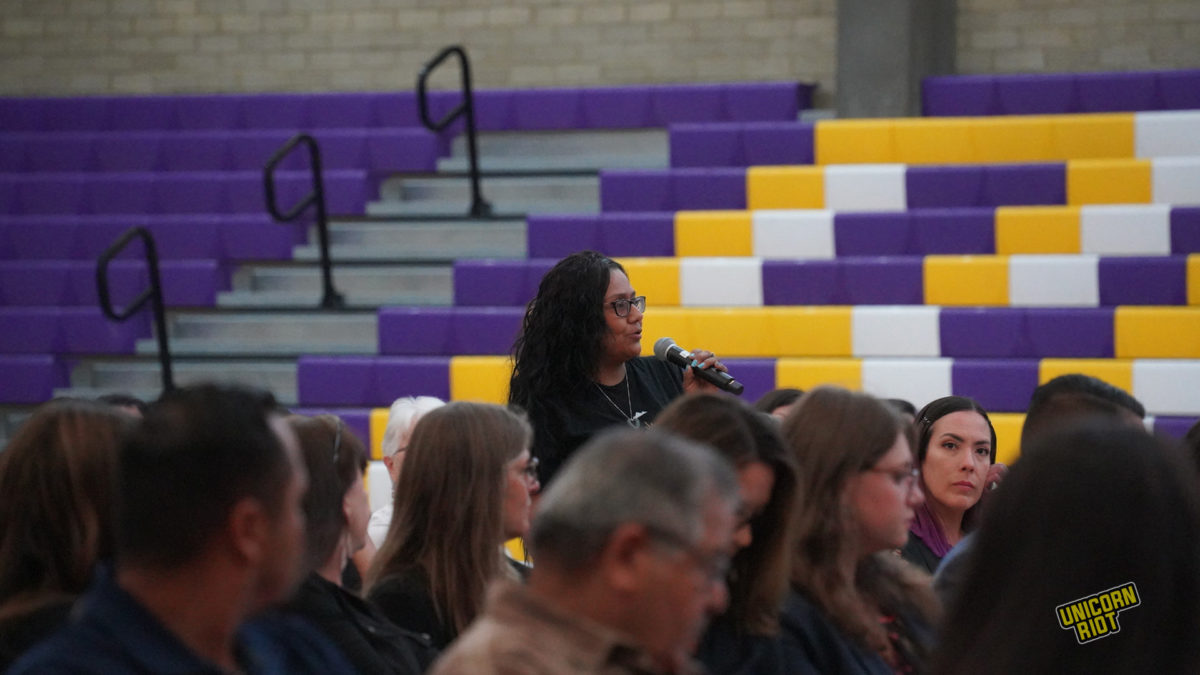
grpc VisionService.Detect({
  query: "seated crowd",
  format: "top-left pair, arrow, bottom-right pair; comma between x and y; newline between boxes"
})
1,373 -> 1199,674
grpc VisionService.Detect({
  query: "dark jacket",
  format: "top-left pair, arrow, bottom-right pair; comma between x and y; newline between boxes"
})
778,591 -> 892,675
284,573 -> 438,675
695,612 -> 789,675
368,567 -> 456,651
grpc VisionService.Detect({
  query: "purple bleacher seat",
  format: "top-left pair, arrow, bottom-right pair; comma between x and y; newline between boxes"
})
513,89 -> 584,130
670,124 -> 743,168
940,307 -> 1114,358
1098,256 -> 1188,306
1153,416 -> 1200,439
226,130 -> 301,171
373,93 -> 423,129
469,90 -> 515,131
600,170 -> 674,211
984,163 -> 1066,206
0,260 -> 223,307
921,75 -> 999,117
363,128 -> 441,172
951,358 -> 1039,414
599,168 -> 748,211
42,98 -> 109,132
158,133 -> 236,171
672,169 -> 747,210
843,257 -> 924,304
1159,71 -> 1200,111
86,175 -> 156,214
526,212 -> 675,258
906,166 -> 984,209
762,259 -> 842,305
835,213 -> 912,256
378,307 -> 523,355
305,92 -> 378,128
719,358 -> 777,403
297,356 -> 451,406
291,407 -> 372,447
453,259 -> 556,307
910,208 -> 995,254
0,308 -> 61,353
653,84 -> 724,124
996,74 -> 1077,115
0,262 -> 74,306
173,95 -> 242,130
239,94 -> 308,130
9,175 -> 88,215
723,82 -> 808,121
153,173 -> 228,214
23,135 -> 95,172
93,134 -> 164,171
1076,72 -> 1160,113
0,99 -> 46,132
0,137 -> 27,172
0,355 -> 68,404
0,215 -> 285,261
219,216 -> 305,260
1170,207 -> 1200,254
106,96 -> 178,131
744,121 -> 815,166
582,87 -> 655,129
58,307 -> 149,354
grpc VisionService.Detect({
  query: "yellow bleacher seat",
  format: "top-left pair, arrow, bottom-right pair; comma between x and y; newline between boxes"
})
776,358 -> 863,391
615,257 -> 681,307
989,412 -> 1025,466
1050,114 -> 1135,160
969,116 -> 1055,163
764,306 -> 853,357
369,407 -> 390,460
1039,359 -> 1134,395
924,256 -> 1010,306
1189,255 -> 1200,306
1066,159 -> 1151,205
746,166 -> 824,210
449,356 -> 512,404
643,308 -> 771,357
1114,307 -> 1200,359
994,206 -> 1081,254
674,211 -> 753,257
814,119 -> 895,164
892,118 -> 975,164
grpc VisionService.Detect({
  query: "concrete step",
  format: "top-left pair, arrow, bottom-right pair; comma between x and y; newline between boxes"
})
136,311 -> 378,357
65,358 -> 299,405
440,129 -> 668,172
367,174 -> 598,217
294,219 -> 526,262
218,264 -> 451,308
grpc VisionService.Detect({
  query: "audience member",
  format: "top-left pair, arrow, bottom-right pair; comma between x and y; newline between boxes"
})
752,387 -> 804,420
430,428 -> 740,674
934,424 -> 1200,674
0,399 -> 133,669
508,250 -> 726,487
886,398 -> 917,423
95,392 -> 149,418
283,414 -> 437,675
10,384 -> 352,674
366,402 -> 536,650
902,396 -> 997,573
369,396 -> 445,548
780,387 -> 938,674
656,393 -> 799,674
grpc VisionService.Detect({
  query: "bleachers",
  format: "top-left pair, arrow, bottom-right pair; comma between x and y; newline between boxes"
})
1,72 -> 1197,463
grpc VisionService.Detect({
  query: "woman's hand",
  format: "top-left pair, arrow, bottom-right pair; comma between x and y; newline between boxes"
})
681,348 -> 729,393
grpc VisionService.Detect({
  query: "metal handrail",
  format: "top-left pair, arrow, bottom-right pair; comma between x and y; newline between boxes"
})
264,133 -> 345,309
96,226 -> 174,393
417,45 -> 492,217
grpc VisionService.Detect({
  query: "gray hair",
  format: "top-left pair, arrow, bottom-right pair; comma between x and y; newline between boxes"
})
381,396 -> 445,458
530,429 -> 740,571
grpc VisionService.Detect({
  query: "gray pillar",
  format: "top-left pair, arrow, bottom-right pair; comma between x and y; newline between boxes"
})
836,0 -> 956,118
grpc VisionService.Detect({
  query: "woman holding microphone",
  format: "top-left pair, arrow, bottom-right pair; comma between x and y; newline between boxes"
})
509,250 -> 728,486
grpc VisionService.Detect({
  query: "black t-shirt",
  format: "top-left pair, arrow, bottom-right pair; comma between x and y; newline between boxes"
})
528,357 -> 684,486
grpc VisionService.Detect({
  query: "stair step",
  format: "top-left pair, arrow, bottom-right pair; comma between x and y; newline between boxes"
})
219,265 -> 451,308
294,219 -> 526,262
67,359 -> 299,404
136,312 -> 378,356
367,174 -> 599,217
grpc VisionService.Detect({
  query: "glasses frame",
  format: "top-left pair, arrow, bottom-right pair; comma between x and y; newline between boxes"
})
606,295 -> 646,318
864,465 -> 920,492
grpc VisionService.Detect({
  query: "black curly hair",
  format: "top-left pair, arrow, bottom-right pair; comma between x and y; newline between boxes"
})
509,251 -> 626,409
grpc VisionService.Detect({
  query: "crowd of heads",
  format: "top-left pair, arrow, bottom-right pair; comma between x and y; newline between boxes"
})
1,369 -> 1199,673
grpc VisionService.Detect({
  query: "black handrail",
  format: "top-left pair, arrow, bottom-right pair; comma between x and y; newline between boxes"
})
96,226 -> 174,393
264,133 -> 345,309
417,45 -> 492,217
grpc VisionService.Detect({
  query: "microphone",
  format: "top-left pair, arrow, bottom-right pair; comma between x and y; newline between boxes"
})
654,337 -> 744,395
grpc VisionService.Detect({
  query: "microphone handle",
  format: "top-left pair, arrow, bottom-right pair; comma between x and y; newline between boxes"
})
677,347 -> 744,395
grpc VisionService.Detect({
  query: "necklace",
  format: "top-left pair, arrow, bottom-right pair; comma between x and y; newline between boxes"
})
595,376 -> 645,428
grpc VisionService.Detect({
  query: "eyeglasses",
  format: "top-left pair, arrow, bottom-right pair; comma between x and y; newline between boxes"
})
646,526 -> 732,586
865,465 -> 920,492
331,417 -> 344,465
605,295 -> 646,318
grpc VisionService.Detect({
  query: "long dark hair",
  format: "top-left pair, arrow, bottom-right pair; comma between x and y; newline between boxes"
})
509,251 -> 625,408
656,393 -> 799,636
934,425 -> 1200,674
913,395 -> 996,532
288,414 -> 368,574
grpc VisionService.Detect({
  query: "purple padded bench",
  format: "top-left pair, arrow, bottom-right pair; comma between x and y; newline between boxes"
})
453,259 -> 557,307
922,69 -> 1200,116
905,163 -> 1065,208
0,260 -> 225,307
296,355 -> 451,406
600,168 -> 746,212
377,307 -> 524,356
761,258 -> 924,305
0,307 -> 149,354
670,122 -> 817,168
526,212 -> 675,258
1171,208 -> 1200,255
939,307 -> 1115,359
1153,416 -> 1200,440
1097,256 -> 1188,306
834,208 -> 995,256
0,355 -> 69,404
951,358 -> 1040,413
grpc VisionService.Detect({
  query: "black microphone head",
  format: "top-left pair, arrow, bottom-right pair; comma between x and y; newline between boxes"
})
653,337 -> 677,361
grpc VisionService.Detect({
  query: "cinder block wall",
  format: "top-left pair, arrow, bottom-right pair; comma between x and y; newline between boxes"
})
1,0 -> 1196,100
